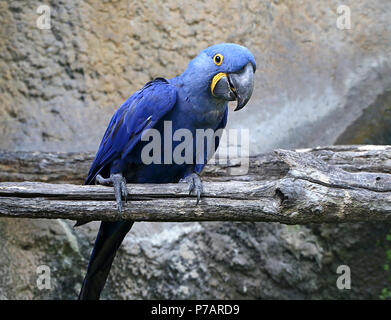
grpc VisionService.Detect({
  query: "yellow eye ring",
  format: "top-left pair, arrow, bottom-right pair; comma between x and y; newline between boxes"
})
213,53 -> 223,66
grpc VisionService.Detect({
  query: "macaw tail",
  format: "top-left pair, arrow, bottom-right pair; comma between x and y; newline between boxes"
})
78,220 -> 134,300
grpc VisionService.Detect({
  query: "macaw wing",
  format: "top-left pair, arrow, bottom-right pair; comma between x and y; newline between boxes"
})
85,78 -> 177,185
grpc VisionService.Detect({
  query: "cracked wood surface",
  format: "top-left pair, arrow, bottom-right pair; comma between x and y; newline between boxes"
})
0,146 -> 390,224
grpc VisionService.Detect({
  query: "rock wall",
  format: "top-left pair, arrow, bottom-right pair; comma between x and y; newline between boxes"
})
1,0 -> 391,299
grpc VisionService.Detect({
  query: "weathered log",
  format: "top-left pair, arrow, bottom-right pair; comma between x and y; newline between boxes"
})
0,150 -> 94,184
0,147 -> 390,224
1,145 -> 391,183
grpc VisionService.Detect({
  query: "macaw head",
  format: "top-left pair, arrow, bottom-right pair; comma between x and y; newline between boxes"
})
182,43 -> 256,111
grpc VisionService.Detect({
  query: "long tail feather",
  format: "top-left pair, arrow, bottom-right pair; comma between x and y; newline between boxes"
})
78,221 -> 134,300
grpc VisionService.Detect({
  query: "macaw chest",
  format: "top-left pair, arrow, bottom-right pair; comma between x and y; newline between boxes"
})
122,114 -> 223,183
121,96 -> 226,183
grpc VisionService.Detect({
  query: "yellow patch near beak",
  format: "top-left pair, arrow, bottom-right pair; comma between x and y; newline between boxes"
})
211,72 -> 228,96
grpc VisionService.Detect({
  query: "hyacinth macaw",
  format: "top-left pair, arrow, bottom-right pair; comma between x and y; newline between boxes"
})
77,43 -> 256,299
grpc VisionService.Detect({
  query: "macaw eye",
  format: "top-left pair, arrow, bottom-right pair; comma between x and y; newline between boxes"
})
213,53 -> 223,66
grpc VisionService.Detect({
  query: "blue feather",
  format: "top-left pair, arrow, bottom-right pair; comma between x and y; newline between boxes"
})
85,78 -> 177,185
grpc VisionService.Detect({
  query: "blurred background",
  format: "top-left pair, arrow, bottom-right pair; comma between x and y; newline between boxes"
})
0,0 -> 390,299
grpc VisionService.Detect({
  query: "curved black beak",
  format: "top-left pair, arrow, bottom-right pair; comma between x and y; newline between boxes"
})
211,63 -> 255,111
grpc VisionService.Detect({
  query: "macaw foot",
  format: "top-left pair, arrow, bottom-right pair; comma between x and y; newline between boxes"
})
183,173 -> 203,205
95,173 -> 128,216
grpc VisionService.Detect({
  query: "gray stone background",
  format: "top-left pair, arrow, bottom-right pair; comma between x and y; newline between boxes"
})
0,0 -> 390,299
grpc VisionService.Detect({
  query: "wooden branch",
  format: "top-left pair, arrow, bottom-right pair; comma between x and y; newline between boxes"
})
0,150 -> 94,184
0,146 -> 391,224
1,145 -> 391,183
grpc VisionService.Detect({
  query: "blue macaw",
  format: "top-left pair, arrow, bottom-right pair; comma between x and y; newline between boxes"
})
77,43 -> 256,299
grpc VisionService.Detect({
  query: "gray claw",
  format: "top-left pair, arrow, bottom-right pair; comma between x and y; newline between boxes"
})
185,173 -> 203,205
95,173 -> 128,217
196,189 -> 201,205
95,174 -> 111,186
121,179 -> 128,203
